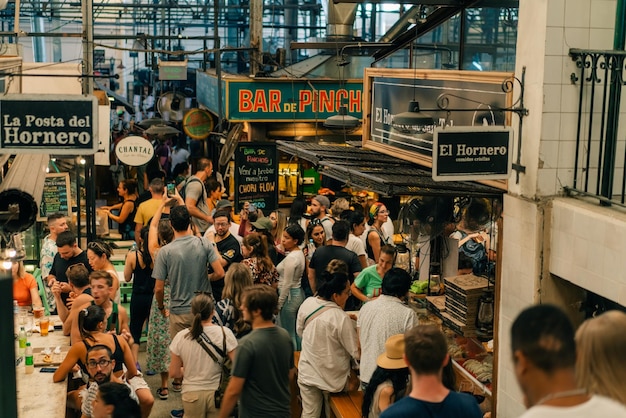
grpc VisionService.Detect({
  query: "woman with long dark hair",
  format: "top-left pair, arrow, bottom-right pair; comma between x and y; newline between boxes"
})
102,179 -> 139,240
288,196 -> 308,231
123,226 -> 155,363
169,293 -> 237,417
276,224 -> 306,350
302,221 -> 326,297
361,334 -> 409,418
242,232 -> 279,288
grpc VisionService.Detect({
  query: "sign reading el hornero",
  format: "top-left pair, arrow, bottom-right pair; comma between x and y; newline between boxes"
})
432,126 -> 513,181
0,94 -> 99,154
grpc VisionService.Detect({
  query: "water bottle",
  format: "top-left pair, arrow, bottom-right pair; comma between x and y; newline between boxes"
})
25,342 -> 34,374
13,300 -> 18,315
18,327 -> 27,356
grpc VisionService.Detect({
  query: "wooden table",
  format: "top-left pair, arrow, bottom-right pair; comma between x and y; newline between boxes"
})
15,316 -> 70,417
329,390 -> 363,418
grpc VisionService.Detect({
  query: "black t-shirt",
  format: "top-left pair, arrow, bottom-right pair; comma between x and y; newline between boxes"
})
216,233 -> 243,269
210,233 -> 243,301
49,251 -> 92,283
310,245 -> 362,286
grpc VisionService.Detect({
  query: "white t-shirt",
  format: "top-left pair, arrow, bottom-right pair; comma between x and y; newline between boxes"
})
518,395 -> 626,418
169,325 -> 238,393
345,234 -> 366,258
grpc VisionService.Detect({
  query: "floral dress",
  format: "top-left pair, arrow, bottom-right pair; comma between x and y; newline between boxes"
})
146,280 -> 171,373
242,257 -> 279,287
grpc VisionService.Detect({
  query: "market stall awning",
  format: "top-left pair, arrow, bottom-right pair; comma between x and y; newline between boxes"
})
276,140 -> 503,197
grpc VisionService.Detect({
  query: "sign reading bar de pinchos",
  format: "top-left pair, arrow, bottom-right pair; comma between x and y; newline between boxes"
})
0,94 -> 99,154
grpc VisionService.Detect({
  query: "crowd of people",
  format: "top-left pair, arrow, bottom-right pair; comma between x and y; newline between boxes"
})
27,162 -> 626,418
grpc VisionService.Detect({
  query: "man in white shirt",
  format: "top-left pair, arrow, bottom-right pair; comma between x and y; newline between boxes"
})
357,268 -> 418,387
512,304 -> 626,418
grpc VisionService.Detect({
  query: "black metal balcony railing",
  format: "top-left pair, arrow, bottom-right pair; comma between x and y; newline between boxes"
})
567,48 -> 626,207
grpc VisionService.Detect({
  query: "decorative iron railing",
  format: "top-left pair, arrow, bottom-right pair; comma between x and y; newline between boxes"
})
567,49 -> 626,207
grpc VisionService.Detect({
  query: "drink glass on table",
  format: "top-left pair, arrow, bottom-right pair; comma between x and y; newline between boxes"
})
33,307 -> 45,325
40,316 -> 50,336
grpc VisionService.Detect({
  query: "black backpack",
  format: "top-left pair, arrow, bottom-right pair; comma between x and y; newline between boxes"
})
179,176 -> 205,201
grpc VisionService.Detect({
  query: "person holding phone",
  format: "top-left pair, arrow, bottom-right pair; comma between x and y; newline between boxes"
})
101,179 -> 139,240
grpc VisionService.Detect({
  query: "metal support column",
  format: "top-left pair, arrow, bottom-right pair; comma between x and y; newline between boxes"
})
0,268 -> 17,418
249,0 -> 263,76
82,0 -> 96,241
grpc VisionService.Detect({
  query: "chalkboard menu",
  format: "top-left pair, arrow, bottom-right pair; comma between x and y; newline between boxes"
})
38,173 -> 71,221
234,143 -> 278,213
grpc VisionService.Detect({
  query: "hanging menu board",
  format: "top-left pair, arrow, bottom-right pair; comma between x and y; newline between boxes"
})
38,173 -> 71,221
234,143 -> 278,213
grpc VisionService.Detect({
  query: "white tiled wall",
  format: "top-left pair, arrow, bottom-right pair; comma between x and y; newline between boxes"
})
550,197 -> 626,305
528,0 -> 618,197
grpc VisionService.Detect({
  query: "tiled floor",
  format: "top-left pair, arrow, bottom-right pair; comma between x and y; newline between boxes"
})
137,344 -> 183,418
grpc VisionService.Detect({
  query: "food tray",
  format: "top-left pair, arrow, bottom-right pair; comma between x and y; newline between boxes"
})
32,347 -> 69,367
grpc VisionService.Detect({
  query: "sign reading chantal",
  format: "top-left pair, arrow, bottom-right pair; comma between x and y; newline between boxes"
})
0,94 -> 98,155
432,126 -> 513,181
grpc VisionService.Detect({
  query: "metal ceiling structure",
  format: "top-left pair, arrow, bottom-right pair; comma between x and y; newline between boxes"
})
276,140 -> 502,197
0,0 -> 518,72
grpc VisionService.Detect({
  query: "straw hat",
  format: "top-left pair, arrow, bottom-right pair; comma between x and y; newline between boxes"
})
376,334 -> 407,370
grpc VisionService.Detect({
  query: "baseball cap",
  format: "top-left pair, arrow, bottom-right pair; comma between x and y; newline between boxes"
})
216,199 -> 233,210
251,217 -> 273,231
313,195 -> 330,209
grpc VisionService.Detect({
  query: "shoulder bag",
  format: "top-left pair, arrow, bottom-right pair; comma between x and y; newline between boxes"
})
196,326 -> 231,409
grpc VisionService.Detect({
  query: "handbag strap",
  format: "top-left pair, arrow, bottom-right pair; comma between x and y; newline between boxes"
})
196,327 -> 227,365
303,304 -> 333,330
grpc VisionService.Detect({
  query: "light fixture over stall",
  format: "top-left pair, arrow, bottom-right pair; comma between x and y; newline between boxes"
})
324,51 -> 361,134
324,105 -> 361,133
